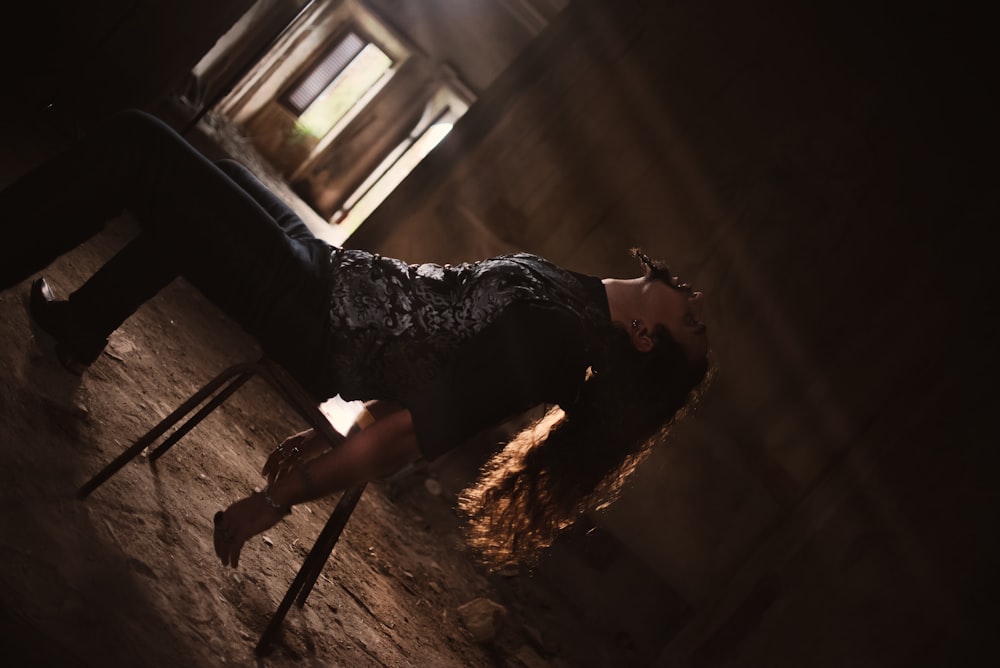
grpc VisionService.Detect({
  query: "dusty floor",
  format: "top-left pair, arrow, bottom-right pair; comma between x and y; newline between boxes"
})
0,106 -> 625,667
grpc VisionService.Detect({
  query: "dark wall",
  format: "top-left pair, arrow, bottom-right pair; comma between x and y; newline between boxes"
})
350,0 -> 996,665
3,0 -> 254,129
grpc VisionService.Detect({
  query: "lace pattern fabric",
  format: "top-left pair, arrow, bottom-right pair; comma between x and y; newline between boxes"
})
323,250 -> 609,403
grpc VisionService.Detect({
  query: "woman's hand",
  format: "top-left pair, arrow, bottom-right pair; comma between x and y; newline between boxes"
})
213,407 -> 420,568
213,493 -> 286,568
214,428 -> 337,568
261,428 -> 339,485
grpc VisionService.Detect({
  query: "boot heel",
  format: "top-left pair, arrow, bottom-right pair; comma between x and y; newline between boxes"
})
54,342 -> 90,376
27,277 -> 107,374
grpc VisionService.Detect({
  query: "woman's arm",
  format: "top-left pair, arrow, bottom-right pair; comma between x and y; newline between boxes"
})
259,399 -> 402,484
213,401 -> 420,568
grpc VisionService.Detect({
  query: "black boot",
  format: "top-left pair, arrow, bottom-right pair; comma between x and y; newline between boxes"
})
28,277 -> 108,374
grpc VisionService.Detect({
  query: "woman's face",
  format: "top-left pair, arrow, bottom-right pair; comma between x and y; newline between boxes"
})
644,279 -> 708,361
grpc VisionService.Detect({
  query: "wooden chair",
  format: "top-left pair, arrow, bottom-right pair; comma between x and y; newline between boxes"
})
76,357 -> 366,656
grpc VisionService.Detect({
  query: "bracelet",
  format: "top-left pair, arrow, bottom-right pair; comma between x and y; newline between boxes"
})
261,486 -> 291,516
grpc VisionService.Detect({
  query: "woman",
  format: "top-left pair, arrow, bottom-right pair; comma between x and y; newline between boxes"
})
0,109 -> 711,571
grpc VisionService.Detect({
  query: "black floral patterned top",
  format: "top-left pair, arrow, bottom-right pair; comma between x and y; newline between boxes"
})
321,249 -> 610,458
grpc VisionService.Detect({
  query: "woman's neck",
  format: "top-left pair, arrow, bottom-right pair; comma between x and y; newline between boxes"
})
601,277 -> 644,328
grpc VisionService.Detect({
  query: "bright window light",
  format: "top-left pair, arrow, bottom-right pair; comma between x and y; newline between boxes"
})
296,43 -> 392,139
333,121 -> 454,238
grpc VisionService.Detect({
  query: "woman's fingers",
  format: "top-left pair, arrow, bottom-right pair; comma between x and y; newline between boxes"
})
213,522 -> 245,567
213,511 -> 233,565
212,508 -> 248,568
228,539 -> 244,569
265,453 -> 299,485
262,454 -> 281,483
212,495 -> 286,568
261,432 -> 306,478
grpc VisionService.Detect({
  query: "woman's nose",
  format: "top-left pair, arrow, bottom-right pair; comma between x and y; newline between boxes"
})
689,291 -> 704,317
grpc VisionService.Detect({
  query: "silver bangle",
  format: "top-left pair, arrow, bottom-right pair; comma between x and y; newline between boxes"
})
261,486 -> 291,515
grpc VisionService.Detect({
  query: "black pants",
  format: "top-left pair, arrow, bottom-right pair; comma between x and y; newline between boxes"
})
0,109 -> 334,396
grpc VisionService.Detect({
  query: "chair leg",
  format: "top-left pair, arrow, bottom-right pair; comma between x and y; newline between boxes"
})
77,362 -> 257,498
148,371 -> 253,462
254,483 -> 367,656
76,356 -> 370,656
295,483 -> 366,607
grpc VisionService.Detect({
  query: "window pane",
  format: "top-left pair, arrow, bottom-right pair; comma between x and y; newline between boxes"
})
285,32 -> 365,113
296,44 -> 392,138
335,121 -> 454,237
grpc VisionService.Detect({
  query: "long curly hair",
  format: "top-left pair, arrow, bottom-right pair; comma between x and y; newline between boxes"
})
457,249 -> 713,571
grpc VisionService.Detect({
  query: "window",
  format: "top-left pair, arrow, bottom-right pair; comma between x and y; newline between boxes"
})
281,30 -> 393,140
205,4 -> 475,246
